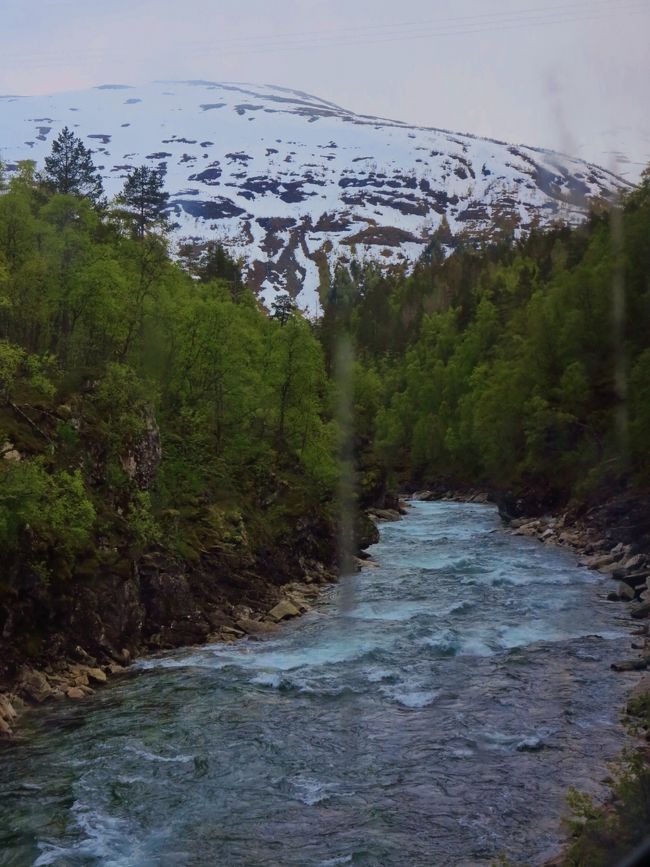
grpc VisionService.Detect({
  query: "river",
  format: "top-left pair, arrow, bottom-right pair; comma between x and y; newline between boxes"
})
0,501 -> 636,866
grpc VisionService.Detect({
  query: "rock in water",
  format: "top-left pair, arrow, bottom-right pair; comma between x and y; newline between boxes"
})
268,600 -> 301,621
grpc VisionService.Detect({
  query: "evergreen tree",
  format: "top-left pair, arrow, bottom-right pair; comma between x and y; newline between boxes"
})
43,127 -> 104,203
177,240 -> 244,298
271,293 -> 296,325
118,164 -> 170,238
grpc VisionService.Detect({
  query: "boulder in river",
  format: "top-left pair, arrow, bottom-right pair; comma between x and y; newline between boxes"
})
631,600 -> 650,620
268,600 -> 301,621
611,658 -> 649,672
236,618 -> 279,636
618,582 -> 637,601
369,508 -> 402,522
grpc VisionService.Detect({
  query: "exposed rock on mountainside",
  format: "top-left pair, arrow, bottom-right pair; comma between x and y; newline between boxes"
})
1,80 -> 629,313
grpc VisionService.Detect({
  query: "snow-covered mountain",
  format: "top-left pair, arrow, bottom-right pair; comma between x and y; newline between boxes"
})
1,80 -> 630,314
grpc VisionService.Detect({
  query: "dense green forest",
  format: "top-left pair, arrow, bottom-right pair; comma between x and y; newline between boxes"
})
1,128 -> 649,670
0,137 -> 339,665
321,168 -> 650,509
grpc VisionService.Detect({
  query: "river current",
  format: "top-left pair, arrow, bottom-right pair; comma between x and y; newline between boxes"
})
0,502 -> 636,866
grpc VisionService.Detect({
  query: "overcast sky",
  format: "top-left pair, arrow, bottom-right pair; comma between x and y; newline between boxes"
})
2,0 -> 648,178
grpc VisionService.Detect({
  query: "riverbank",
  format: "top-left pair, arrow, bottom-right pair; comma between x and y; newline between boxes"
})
410,488 -> 650,647
0,506 -> 380,740
501,491 -> 650,674
0,573 -> 330,740
0,577 -> 319,740
0,564 -> 336,738
408,486 -> 650,865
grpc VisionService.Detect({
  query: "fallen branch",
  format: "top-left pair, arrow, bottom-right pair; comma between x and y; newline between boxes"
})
8,400 -> 51,443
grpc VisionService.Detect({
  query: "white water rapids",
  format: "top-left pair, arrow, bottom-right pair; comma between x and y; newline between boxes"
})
0,502 -> 636,865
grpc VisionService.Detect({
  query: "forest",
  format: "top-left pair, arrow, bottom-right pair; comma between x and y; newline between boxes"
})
320,171 -> 650,509
0,133 -> 339,668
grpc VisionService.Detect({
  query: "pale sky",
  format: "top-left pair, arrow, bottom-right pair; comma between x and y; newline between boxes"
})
2,0 -> 649,178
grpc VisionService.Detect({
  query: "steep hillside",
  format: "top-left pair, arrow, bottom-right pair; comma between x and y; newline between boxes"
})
1,80 -> 630,313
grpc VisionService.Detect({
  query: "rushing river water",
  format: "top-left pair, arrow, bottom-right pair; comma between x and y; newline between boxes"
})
0,502 -> 637,866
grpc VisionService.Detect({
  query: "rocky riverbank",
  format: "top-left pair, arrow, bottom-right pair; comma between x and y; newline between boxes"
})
0,508 -> 380,741
498,492 -> 650,675
409,486 -> 650,671
409,485 -> 650,863
0,571 -> 333,740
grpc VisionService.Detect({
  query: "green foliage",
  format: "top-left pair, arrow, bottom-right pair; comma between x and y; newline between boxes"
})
563,752 -> 650,866
42,126 -> 104,203
126,490 -> 160,546
177,239 -> 244,296
0,171 -> 337,592
333,172 -> 650,500
116,164 -> 170,238
0,340 -> 55,403
0,461 -> 95,555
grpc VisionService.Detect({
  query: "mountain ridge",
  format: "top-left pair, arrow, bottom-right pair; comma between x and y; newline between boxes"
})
1,80 -> 631,313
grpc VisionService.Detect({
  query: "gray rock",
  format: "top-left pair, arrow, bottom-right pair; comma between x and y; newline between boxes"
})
612,658 -> 649,671
513,521 -> 541,537
580,552 -> 620,571
628,674 -> 650,703
285,593 -> 311,613
618,582 -> 637,601
221,625 -> 246,637
370,508 -> 401,522
236,618 -> 278,636
0,695 -> 16,718
20,670 -> 53,703
614,569 -> 650,586
623,553 -> 647,572
268,600 -> 301,621
631,600 -> 650,619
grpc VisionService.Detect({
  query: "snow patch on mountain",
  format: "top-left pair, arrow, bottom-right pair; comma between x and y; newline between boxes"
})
0,80 -> 630,315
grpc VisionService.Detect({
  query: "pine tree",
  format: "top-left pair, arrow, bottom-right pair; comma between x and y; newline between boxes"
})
118,165 -> 170,238
271,293 -> 296,325
43,127 -> 104,203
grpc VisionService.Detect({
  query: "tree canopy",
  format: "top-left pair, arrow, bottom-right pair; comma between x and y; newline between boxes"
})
42,126 -> 104,203
117,164 -> 170,238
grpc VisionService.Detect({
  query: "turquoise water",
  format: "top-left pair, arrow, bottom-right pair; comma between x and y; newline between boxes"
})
0,502 -> 634,865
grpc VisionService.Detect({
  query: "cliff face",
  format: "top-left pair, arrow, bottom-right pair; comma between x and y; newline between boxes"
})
0,392 -> 357,702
